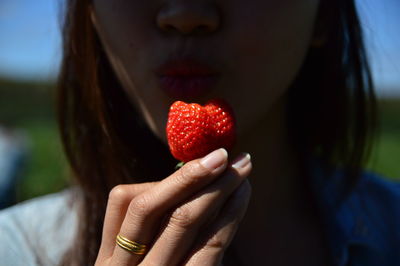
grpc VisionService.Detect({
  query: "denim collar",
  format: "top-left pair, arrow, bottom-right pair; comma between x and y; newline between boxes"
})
308,158 -> 383,266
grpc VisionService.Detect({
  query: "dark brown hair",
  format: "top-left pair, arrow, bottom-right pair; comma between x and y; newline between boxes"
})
56,0 -> 377,264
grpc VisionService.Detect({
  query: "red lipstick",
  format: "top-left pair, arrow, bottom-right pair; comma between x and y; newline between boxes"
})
155,57 -> 220,98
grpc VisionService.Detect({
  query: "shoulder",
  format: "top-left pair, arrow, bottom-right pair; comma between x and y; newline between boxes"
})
346,171 -> 400,265
309,161 -> 400,265
0,189 -> 78,265
355,171 -> 400,228
0,189 -> 76,221
355,172 -> 400,242
357,171 -> 400,212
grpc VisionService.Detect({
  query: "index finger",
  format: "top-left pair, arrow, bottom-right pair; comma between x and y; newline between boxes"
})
111,148 -> 228,265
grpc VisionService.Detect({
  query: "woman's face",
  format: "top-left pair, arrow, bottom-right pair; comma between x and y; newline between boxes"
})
91,0 -> 320,144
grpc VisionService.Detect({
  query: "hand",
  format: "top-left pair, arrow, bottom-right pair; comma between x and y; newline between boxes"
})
95,148 -> 252,266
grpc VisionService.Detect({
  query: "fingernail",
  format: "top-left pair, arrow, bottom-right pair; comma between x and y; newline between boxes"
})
200,148 -> 228,170
231,153 -> 251,169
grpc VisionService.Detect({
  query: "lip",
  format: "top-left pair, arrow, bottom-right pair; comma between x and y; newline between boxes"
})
155,57 -> 220,98
158,75 -> 219,98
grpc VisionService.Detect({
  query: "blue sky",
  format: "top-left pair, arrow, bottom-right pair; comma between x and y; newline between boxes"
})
0,0 -> 62,81
0,0 -> 399,96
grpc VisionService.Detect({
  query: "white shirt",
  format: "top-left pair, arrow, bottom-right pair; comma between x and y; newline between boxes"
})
0,190 -> 77,266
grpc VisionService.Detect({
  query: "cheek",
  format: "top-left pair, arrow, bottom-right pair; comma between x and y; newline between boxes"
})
93,0 -> 172,142
224,0 -> 319,134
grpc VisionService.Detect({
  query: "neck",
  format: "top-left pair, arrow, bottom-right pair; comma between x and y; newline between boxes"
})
226,96 -> 329,265
229,95 -> 318,262
231,95 -> 302,216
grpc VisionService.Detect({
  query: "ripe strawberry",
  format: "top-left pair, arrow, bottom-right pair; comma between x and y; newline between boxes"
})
166,98 -> 236,163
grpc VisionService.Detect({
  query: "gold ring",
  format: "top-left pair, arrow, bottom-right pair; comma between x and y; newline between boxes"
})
116,234 -> 148,255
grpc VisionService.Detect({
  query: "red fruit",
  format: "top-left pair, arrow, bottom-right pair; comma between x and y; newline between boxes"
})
166,98 -> 236,162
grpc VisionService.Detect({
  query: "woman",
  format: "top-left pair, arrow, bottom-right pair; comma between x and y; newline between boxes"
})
0,0 -> 399,265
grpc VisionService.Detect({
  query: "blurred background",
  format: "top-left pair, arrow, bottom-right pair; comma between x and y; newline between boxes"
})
0,0 -> 399,208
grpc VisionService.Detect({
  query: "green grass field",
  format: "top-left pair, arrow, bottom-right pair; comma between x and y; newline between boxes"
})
366,99 -> 400,180
1,78 -> 399,202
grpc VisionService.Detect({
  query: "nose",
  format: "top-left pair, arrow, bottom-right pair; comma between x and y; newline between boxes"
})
156,1 -> 220,35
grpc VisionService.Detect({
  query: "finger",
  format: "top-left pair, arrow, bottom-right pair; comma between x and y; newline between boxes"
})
96,182 -> 158,262
185,179 -> 252,266
110,148 -> 229,266
142,153 -> 252,266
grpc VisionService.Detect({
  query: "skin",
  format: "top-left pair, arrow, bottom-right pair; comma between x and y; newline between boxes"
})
91,0 -> 329,265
